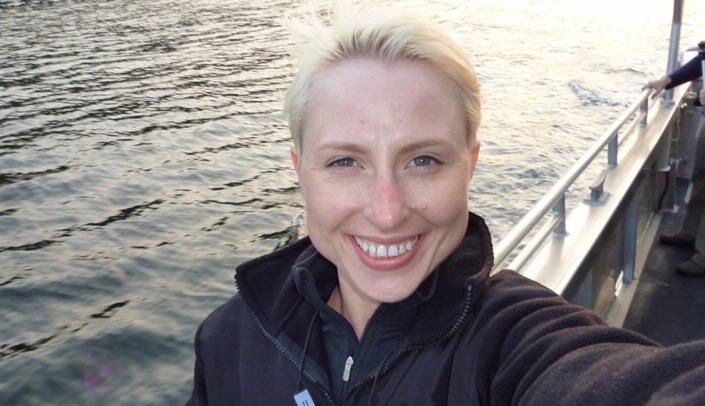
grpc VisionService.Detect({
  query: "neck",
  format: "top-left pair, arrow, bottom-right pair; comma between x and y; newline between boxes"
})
327,286 -> 378,340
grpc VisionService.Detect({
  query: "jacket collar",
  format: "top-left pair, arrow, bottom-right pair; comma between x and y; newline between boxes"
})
234,212 -> 494,347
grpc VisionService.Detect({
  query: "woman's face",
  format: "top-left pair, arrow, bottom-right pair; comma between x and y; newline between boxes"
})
291,57 -> 479,310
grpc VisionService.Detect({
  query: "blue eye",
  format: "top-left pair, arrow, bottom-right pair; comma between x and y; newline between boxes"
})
410,155 -> 439,167
330,157 -> 358,167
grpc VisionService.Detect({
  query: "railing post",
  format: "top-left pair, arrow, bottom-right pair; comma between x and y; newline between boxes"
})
662,0 -> 684,106
640,98 -> 648,127
573,272 -> 593,309
623,194 -> 639,284
552,194 -> 566,237
655,125 -> 675,211
608,136 -> 618,167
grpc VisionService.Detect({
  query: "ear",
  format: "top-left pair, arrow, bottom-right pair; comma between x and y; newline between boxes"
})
468,142 -> 480,182
290,145 -> 300,172
291,145 -> 306,197
290,144 -> 304,187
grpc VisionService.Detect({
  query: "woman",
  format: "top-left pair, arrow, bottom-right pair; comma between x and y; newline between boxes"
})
188,2 -> 705,405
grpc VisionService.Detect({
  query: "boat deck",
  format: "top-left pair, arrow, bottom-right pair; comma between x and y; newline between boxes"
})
623,177 -> 705,345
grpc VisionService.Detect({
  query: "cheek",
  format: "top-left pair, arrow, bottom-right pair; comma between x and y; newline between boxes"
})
302,182 -> 361,264
409,174 -> 469,216
302,179 -> 361,228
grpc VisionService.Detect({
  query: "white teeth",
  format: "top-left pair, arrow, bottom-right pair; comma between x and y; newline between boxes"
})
355,235 -> 419,258
377,245 -> 388,257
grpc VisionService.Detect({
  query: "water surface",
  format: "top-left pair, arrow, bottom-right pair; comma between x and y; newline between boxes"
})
1,0 -> 703,403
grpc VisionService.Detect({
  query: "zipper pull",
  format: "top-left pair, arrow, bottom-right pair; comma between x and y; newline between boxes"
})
342,356 -> 354,382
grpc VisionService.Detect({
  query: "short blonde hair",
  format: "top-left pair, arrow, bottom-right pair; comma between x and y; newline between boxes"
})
283,1 -> 481,151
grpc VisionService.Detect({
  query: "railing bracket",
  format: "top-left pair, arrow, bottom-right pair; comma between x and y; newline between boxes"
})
583,169 -> 610,206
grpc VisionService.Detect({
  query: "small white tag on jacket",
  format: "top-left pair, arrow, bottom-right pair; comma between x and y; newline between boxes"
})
294,389 -> 315,406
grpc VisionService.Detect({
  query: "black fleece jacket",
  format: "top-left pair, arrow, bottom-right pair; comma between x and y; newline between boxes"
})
187,213 -> 705,405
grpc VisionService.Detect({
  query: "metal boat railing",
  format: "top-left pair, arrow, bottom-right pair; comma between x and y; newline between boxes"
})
492,91 -> 651,273
492,0 -> 686,276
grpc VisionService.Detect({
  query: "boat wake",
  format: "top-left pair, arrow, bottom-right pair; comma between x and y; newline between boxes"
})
568,80 -> 625,107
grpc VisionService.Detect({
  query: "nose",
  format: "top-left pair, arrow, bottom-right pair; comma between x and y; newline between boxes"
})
363,172 -> 409,231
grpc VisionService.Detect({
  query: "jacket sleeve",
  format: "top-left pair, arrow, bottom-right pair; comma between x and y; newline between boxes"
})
667,55 -> 703,89
185,322 -> 207,406
479,271 -> 705,406
184,296 -> 246,405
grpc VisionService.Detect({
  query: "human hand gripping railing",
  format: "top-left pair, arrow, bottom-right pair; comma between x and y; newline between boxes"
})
492,90 -> 652,274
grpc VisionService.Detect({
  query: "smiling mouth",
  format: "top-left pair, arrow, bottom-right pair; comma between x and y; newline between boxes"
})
354,235 -> 419,258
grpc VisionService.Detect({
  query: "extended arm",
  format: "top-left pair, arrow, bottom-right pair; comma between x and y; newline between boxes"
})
643,55 -> 703,98
477,271 -> 705,405
667,55 -> 703,89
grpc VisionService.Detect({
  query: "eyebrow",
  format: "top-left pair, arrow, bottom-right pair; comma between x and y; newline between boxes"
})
317,142 -> 369,155
317,139 -> 446,155
399,140 -> 445,155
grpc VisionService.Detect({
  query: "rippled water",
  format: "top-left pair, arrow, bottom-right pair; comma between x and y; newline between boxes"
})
1,0 -> 703,404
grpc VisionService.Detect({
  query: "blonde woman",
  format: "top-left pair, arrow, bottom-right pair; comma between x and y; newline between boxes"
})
188,2 -> 705,405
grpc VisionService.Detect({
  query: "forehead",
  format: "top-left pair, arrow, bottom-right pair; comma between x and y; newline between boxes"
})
302,57 -> 465,149
312,57 -> 456,108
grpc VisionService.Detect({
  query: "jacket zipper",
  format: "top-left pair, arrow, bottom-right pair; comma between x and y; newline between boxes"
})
239,293 -> 337,406
343,355 -> 354,382
344,284 -> 474,398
